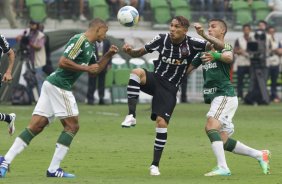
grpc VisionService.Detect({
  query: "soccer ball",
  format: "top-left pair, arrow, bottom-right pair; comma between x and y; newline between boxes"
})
117,6 -> 139,27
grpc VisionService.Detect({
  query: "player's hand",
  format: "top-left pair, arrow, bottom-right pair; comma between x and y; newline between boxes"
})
122,43 -> 133,54
108,45 -> 119,55
88,63 -> 99,74
201,44 -> 216,62
201,52 -> 213,62
2,72 -> 12,82
194,23 -> 205,37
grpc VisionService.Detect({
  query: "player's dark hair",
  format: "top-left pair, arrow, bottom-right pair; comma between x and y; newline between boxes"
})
89,18 -> 107,28
209,18 -> 227,35
173,16 -> 190,29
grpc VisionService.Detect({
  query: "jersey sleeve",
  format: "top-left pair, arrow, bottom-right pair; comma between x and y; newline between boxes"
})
144,34 -> 163,53
190,37 -> 207,52
222,43 -> 233,53
191,52 -> 202,68
63,36 -> 84,61
0,35 -> 11,53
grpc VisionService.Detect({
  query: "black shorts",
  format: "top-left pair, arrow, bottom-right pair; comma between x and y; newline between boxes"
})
140,70 -> 178,123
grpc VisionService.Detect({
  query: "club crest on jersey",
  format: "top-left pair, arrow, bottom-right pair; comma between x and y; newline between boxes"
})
180,45 -> 189,56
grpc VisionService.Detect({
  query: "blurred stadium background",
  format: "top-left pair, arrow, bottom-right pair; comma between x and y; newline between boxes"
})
0,0 -> 282,104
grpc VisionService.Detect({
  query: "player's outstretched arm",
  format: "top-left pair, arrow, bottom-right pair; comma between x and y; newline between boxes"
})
122,43 -> 147,58
58,56 -> 98,73
194,23 -> 225,51
96,45 -> 119,73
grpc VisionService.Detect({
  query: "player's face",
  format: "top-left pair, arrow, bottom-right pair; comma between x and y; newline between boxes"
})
169,19 -> 187,43
96,26 -> 108,42
208,21 -> 225,39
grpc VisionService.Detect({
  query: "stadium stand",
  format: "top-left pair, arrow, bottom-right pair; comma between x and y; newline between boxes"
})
169,0 -> 191,19
112,68 -> 131,103
146,58 -> 156,72
105,69 -> 114,103
25,0 -> 47,22
251,0 -> 271,23
111,57 -> 128,69
129,58 -> 147,69
88,0 -> 109,21
232,0 -> 253,27
150,0 -> 171,24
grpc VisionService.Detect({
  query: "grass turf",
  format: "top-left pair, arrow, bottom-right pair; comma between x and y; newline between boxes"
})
0,103 -> 281,184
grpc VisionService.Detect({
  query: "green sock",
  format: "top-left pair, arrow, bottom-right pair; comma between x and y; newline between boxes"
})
224,138 -> 237,152
206,129 -> 222,142
57,131 -> 76,147
18,128 -> 37,145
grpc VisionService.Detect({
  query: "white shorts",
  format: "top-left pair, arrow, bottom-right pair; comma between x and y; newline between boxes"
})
206,96 -> 238,136
33,81 -> 79,122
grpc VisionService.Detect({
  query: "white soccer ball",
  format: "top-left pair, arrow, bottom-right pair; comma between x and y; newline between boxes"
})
117,6 -> 139,27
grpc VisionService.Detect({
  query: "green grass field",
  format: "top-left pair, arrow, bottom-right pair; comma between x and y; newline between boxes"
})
0,103 -> 281,184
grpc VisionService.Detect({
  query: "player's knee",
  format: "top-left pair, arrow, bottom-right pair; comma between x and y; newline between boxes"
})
131,68 -> 145,78
28,124 -> 45,134
205,117 -> 220,131
64,123 -> 80,134
156,117 -> 168,128
71,123 -> 80,133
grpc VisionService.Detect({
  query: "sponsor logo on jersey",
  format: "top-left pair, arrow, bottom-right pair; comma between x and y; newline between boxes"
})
165,113 -> 170,117
85,42 -> 90,48
64,43 -> 75,54
202,62 -> 217,71
203,87 -> 217,94
161,56 -> 187,65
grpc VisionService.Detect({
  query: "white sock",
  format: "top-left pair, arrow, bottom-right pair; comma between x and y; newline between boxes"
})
48,143 -> 69,173
5,137 -> 27,164
232,141 -> 262,160
211,141 -> 229,170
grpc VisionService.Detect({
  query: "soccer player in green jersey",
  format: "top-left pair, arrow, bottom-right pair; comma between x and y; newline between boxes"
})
187,19 -> 270,176
0,18 -> 118,178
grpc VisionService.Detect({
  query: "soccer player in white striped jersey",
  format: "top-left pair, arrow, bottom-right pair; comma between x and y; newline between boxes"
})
188,19 -> 270,176
120,16 -> 229,176
0,34 -> 16,135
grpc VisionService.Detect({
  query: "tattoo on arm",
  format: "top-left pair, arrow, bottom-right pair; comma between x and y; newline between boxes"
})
129,48 -> 147,58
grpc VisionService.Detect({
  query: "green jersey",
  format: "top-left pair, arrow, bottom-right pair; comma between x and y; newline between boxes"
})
192,44 -> 236,104
47,33 -> 96,91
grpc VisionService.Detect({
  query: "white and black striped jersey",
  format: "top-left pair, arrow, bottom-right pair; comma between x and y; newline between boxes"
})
0,34 -> 11,59
145,33 -> 206,87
